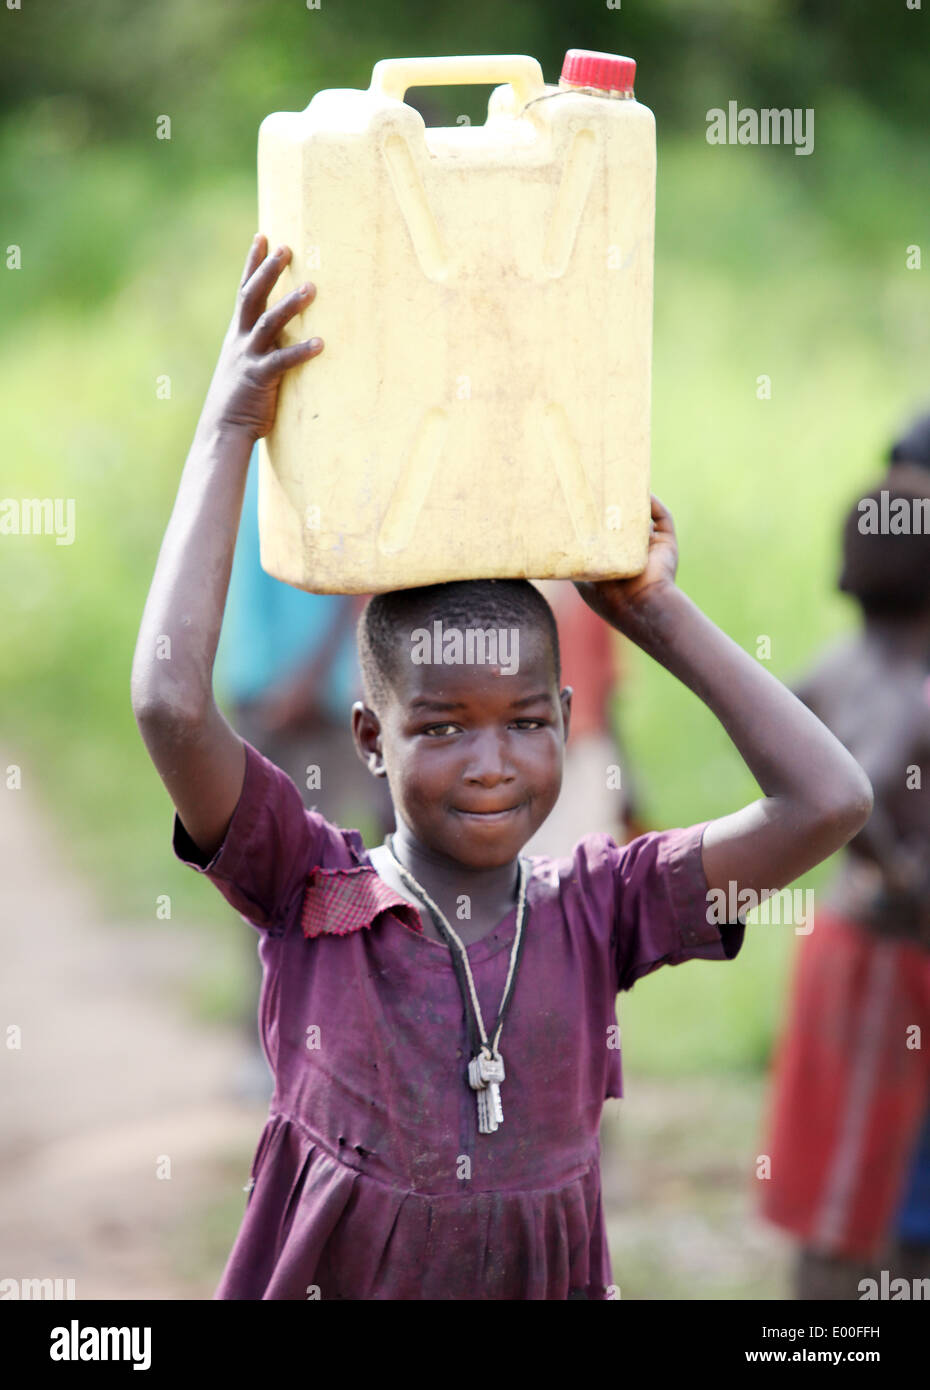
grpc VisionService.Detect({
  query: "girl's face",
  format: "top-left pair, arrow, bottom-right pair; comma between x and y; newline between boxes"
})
354,625 -> 571,869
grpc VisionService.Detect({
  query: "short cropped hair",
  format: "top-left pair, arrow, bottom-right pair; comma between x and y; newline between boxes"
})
838,480 -> 930,616
888,410 -> 930,470
357,579 -> 561,715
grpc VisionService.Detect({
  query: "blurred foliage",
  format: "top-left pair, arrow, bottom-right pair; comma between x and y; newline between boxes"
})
2,0 -> 928,329
2,0 -> 925,146
1,1 -> 928,1068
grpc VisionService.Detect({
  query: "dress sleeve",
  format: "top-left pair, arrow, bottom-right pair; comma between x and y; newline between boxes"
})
604,821 -> 744,992
171,738 -> 340,936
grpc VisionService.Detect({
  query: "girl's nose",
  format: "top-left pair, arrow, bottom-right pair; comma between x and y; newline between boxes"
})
462,730 -> 516,784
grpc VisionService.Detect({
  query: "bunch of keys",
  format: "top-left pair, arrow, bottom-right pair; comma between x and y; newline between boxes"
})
467,1049 -> 505,1134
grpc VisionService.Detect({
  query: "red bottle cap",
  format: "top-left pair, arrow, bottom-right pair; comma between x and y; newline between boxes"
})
560,49 -> 636,95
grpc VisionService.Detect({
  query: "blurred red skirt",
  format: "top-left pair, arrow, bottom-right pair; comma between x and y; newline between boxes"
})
759,910 -> 930,1258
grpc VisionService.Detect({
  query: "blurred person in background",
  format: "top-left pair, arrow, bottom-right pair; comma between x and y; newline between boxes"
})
217,446 -> 393,1097
524,580 -> 644,856
887,409 -> 930,492
759,417 -> 930,1298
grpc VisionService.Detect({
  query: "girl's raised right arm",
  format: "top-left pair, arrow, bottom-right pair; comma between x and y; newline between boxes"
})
130,235 -> 322,860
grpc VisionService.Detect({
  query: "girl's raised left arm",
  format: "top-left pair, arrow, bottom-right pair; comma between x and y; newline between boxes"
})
574,496 -> 873,900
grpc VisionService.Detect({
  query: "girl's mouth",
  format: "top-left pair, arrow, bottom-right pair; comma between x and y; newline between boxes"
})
453,803 -> 525,822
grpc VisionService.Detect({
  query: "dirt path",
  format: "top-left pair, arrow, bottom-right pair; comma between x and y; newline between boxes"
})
600,1083 -> 792,1299
0,759 -> 267,1299
0,760 -> 791,1300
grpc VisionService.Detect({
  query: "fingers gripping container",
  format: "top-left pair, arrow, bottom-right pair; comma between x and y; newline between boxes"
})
256,51 -> 656,594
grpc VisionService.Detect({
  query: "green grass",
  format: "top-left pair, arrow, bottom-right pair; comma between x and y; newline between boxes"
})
2,110 -> 927,1057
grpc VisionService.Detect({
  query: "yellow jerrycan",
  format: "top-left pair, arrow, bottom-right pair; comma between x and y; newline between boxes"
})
256,49 -> 655,594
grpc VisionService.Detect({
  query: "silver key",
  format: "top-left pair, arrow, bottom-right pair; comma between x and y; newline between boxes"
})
478,1051 -> 505,1086
475,1080 -> 502,1134
467,1056 -> 485,1093
478,1089 -> 500,1134
467,1057 -> 490,1133
468,1052 -> 503,1133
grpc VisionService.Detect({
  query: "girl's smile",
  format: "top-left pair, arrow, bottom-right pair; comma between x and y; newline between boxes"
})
353,627 -> 572,881
453,802 -> 527,820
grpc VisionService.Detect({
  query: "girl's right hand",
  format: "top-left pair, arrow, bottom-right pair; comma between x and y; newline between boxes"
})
572,493 -> 680,637
201,234 -> 323,441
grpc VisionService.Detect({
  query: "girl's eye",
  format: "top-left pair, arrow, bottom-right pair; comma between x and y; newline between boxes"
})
421,719 -> 546,736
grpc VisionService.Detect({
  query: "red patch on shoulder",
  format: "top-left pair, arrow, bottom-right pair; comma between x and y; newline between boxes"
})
300,863 -> 423,939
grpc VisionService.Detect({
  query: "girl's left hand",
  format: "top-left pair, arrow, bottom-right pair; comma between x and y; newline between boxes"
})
573,493 -> 679,631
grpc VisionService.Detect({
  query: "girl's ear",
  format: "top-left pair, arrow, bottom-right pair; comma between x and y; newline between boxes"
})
352,700 -> 386,776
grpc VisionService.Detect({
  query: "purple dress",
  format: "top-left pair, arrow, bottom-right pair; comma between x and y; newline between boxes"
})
172,741 -> 743,1299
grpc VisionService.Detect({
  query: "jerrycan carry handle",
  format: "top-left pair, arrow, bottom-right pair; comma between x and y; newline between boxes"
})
369,55 -> 546,109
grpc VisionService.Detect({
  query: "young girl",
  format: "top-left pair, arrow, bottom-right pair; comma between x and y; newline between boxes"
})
131,234 -> 872,1300
759,468 -> 930,1298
